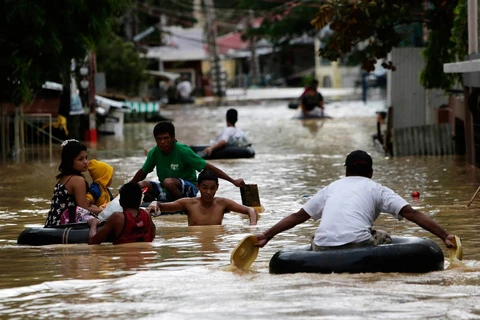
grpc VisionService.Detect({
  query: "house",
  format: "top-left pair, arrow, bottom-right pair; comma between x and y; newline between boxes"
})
144,26 -> 207,93
142,16 -> 358,93
443,0 -> 480,167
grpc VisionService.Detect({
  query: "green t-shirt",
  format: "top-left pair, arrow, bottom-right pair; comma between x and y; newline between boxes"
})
142,142 -> 207,184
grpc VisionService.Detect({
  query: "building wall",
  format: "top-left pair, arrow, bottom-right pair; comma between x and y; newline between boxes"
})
388,47 -> 448,129
201,59 -> 236,80
292,45 -> 315,74
387,48 -> 426,129
164,60 -> 203,88
339,66 -> 361,88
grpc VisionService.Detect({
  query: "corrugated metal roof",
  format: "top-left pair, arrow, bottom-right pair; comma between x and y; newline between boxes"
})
145,27 -> 208,61
147,70 -> 181,80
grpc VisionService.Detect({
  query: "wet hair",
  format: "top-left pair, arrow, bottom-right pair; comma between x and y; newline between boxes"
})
226,108 -> 238,125
57,140 -> 87,179
153,121 -> 175,138
344,150 -> 373,177
309,79 -> 319,89
197,170 -> 218,185
119,182 -> 143,209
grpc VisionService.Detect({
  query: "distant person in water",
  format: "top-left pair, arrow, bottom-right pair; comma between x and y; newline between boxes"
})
300,80 -> 325,118
176,75 -> 194,104
88,182 -> 156,245
299,79 -> 319,98
202,108 -> 251,157
147,170 -> 257,226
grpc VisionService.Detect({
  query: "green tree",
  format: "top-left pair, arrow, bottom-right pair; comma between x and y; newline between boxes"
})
96,32 -> 149,95
0,0 -> 129,104
234,0 -> 467,91
310,0 -> 465,90
238,1 -> 320,43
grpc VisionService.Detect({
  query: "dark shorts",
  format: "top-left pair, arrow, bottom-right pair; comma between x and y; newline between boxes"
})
149,179 -> 198,202
311,229 -> 392,251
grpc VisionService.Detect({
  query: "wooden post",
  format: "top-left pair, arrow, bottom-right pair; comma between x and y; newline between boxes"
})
418,126 -> 425,156
466,185 -> 480,208
19,104 -> 25,150
0,104 -> 6,160
13,105 -> 21,160
385,106 -> 394,156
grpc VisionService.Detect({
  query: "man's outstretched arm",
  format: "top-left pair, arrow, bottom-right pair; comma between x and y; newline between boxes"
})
130,169 -> 147,183
255,209 -> 310,247
204,163 -> 245,188
225,199 -> 257,225
400,205 -> 456,249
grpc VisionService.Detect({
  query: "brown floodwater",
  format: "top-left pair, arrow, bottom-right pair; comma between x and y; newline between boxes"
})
0,101 -> 479,319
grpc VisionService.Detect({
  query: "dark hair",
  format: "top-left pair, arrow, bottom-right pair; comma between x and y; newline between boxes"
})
309,79 -> 319,89
119,182 -> 143,209
153,121 -> 175,138
57,140 -> 87,179
197,170 -> 218,185
344,150 -> 373,177
226,108 -> 238,125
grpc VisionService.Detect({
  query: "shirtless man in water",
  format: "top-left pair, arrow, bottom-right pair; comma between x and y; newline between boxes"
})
146,170 -> 257,226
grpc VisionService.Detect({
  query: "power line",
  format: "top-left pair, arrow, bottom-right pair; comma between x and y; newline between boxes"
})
163,0 -> 272,13
136,0 -> 308,28
136,2 -> 243,32
151,28 -> 277,51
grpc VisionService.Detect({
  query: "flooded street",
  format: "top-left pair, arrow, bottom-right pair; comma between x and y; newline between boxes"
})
0,100 -> 480,319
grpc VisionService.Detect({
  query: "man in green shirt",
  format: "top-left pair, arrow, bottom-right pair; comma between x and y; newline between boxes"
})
130,121 -> 246,202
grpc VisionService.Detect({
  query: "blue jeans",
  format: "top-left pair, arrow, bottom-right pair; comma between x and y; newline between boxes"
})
149,179 -> 198,202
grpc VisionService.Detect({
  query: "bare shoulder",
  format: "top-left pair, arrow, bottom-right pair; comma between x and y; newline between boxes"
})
69,175 -> 86,184
107,211 -> 124,223
214,197 -> 231,205
64,176 -> 86,189
111,211 -> 124,218
107,212 -> 125,231
179,197 -> 200,206
215,197 -> 241,208
65,175 -> 87,192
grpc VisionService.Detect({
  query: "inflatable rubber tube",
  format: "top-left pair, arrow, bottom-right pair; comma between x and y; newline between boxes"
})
190,145 -> 255,159
18,224 -> 91,245
269,236 -> 444,274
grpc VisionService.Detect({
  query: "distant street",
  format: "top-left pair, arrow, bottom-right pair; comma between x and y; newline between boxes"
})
225,87 -> 358,101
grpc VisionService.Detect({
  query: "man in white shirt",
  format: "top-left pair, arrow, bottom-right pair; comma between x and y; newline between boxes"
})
176,77 -> 193,103
255,150 -> 458,251
202,108 -> 250,157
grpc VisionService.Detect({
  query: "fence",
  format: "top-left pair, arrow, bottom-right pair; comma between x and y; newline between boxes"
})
0,110 -> 55,162
20,113 -> 55,162
0,106 -> 9,160
124,101 -> 161,122
392,123 -> 454,157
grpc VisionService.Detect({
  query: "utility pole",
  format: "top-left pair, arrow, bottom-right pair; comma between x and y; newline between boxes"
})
158,14 -> 165,72
204,0 -> 225,99
249,9 -> 260,87
124,9 -> 134,41
466,0 -> 478,164
468,0 -> 478,54
84,52 -> 97,143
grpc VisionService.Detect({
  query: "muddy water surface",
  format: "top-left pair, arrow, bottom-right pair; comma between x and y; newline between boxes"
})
0,101 -> 479,319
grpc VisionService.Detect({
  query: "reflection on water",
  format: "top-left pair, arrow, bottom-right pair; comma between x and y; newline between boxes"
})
1,102 -> 480,319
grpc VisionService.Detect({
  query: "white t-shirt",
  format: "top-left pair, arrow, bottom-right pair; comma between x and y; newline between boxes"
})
303,176 -> 409,246
215,127 -> 245,144
177,81 -> 192,99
